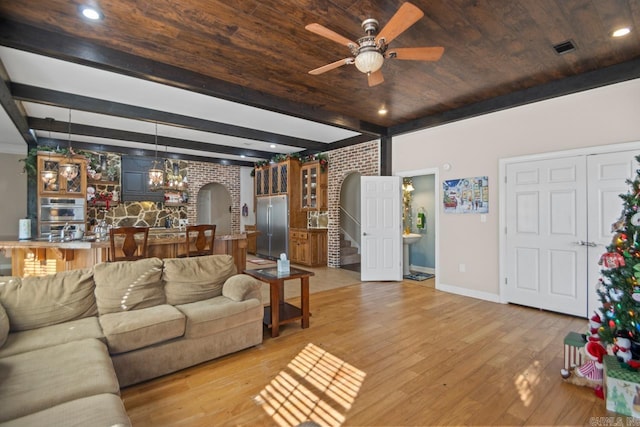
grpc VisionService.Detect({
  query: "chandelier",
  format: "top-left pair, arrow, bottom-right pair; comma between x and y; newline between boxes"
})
148,122 -> 164,190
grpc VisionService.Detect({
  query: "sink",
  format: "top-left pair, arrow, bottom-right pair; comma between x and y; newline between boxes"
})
402,233 -> 422,276
402,233 -> 422,244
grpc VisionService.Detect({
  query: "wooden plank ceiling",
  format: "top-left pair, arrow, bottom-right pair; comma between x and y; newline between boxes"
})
0,0 -> 638,163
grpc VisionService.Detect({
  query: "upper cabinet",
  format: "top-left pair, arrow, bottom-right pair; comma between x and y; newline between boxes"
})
120,156 -> 165,202
38,154 -> 87,196
254,159 -> 299,197
301,161 -> 327,210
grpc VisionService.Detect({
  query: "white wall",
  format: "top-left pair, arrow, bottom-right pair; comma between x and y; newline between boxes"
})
0,153 -> 28,274
393,77 -> 640,300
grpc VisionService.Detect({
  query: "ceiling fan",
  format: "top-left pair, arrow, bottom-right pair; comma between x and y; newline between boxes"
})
305,2 -> 444,87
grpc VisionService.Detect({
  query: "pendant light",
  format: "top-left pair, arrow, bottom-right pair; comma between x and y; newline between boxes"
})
40,127 -> 58,183
58,109 -> 79,180
148,122 -> 164,190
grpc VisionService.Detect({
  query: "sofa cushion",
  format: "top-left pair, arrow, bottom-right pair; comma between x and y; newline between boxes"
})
0,270 -> 97,332
99,304 -> 186,354
93,257 -> 164,315
0,393 -> 131,427
0,338 -> 120,423
0,302 -> 8,348
0,316 -> 104,359
163,254 -> 237,305
176,296 -> 263,338
222,274 -> 263,302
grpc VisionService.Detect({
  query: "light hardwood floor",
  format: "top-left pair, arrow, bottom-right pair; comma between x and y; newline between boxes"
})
121,266 -> 614,426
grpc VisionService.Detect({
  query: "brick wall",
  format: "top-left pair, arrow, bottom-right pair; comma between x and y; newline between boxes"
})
187,161 -> 241,234
326,140 -> 380,267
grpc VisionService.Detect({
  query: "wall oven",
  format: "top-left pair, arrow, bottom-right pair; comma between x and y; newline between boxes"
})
39,197 -> 86,238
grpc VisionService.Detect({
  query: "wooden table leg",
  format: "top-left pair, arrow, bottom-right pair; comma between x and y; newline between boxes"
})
270,280 -> 280,338
301,276 -> 310,329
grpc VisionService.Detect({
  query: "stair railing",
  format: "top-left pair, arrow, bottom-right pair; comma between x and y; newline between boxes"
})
339,205 -> 361,250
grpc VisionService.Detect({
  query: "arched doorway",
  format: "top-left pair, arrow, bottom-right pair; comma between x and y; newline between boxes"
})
197,183 -> 232,234
339,172 -> 361,272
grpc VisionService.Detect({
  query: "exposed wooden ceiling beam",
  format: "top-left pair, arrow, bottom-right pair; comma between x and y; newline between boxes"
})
29,117 -> 275,159
36,137 -> 254,167
390,58 -> 640,136
0,56 -> 35,145
12,83 -> 328,151
0,18 -> 385,137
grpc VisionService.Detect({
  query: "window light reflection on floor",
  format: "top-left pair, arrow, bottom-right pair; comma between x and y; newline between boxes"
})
254,343 -> 366,427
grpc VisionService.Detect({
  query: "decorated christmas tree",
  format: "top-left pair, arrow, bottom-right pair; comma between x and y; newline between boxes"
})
597,155 -> 640,350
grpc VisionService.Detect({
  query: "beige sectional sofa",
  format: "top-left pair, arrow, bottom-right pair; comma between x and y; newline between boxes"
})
0,254 -> 263,426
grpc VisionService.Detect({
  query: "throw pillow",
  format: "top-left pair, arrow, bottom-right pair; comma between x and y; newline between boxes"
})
163,254 -> 237,305
0,302 -> 9,348
93,257 -> 164,315
0,270 -> 97,332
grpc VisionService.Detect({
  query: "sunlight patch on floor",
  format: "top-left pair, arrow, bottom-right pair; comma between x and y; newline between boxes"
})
254,343 -> 366,427
514,359 -> 542,406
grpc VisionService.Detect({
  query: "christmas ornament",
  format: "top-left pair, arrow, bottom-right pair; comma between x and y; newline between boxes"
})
632,212 -> 640,226
600,252 -> 626,268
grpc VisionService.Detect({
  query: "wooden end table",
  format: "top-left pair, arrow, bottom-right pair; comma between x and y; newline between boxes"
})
244,267 -> 314,338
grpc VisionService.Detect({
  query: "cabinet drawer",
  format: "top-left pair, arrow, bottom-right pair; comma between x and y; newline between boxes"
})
290,230 -> 308,240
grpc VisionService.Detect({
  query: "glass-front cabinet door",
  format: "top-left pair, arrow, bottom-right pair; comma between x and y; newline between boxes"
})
301,163 -> 319,209
38,154 -> 86,196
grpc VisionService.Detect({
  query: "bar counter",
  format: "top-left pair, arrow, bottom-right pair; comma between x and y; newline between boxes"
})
0,229 -> 247,277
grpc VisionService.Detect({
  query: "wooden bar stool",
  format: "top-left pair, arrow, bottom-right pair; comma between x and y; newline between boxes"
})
181,224 -> 216,257
109,226 -> 150,262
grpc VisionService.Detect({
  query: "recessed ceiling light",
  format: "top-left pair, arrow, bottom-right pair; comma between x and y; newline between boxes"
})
80,6 -> 103,21
378,107 -> 388,115
612,27 -> 631,38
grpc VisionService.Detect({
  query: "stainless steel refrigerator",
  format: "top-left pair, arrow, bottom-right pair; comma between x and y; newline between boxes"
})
256,195 -> 289,259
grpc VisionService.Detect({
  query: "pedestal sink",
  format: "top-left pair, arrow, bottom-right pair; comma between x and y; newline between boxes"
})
402,233 -> 422,276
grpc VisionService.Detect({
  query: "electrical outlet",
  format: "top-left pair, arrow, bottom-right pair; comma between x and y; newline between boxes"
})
459,263 -> 466,273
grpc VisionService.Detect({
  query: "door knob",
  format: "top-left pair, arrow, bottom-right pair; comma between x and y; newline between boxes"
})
573,241 -> 585,246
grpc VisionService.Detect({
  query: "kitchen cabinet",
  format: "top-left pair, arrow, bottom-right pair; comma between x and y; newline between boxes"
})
37,153 -> 87,238
38,154 -> 87,196
121,156 -> 165,202
254,160 -> 297,197
301,161 -> 328,210
289,228 -> 327,267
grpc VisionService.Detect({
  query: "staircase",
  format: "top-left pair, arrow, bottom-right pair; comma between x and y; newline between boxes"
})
340,232 -> 361,266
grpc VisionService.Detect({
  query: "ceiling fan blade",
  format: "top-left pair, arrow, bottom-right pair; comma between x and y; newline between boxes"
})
309,58 -> 353,75
305,23 -> 356,47
376,2 -> 424,45
389,46 -> 444,61
368,70 -> 384,87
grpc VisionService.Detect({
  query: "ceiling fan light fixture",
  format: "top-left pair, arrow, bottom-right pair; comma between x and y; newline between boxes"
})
354,49 -> 384,74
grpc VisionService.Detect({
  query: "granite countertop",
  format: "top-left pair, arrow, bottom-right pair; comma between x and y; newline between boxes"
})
0,232 -> 247,249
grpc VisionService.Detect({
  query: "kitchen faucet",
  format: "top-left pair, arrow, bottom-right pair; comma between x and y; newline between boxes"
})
61,222 -> 71,240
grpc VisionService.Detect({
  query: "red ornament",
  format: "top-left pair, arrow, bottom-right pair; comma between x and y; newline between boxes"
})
599,252 -> 626,268
609,320 -> 616,328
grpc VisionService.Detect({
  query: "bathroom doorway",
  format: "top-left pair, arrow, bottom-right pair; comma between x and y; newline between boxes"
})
197,183 -> 232,234
397,169 -> 438,279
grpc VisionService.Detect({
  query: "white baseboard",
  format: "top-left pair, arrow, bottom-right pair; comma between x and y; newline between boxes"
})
436,282 -> 503,304
409,265 -> 435,274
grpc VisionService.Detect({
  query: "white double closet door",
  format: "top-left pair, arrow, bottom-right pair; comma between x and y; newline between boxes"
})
505,150 -> 638,318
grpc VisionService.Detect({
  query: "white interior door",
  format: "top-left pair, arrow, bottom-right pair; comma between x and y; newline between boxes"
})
505,150 -> 639,318
505,156 -> 587,316
586,151 -> 639,316
361,176 -> 402,281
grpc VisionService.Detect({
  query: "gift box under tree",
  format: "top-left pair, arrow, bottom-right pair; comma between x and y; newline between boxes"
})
603,355 -> 640,417
564,331 -> 586,370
